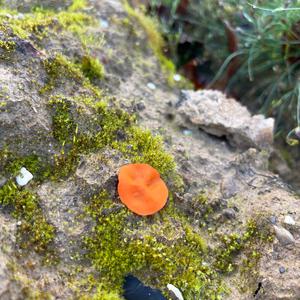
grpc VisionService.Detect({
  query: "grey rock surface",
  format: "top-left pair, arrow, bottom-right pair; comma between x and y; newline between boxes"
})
176,90 -> 274,150
273,225 -> 295,245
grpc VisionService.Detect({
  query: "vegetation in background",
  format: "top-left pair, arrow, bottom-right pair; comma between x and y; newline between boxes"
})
149,0 -> 300,145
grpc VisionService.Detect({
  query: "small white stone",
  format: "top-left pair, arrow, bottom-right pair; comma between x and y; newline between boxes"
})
182,129 -> 192,136
17,221 -> 22,226
273,225 -> 295,245
16,167 -> 33,186
99,18 -> 109,28
284,215 -> 296,226
167,284 -> 184,300
173,74 -> 181,82
147,82 -> 156,90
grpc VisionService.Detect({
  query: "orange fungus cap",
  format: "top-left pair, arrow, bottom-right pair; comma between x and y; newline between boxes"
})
117,163 -> 169,216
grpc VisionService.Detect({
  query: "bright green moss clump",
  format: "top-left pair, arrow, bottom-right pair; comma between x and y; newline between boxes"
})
214,218 -> 272,274
0,7 -> 95,40
80,55 -> 105,81
0,181 -> 55,255
113,126 -> 176,179
83,191 -> 225,299
0,39 -> 15,51
48,95 -> 177,181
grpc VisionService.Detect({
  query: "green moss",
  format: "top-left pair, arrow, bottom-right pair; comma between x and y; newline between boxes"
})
123,1 -> 176,86
83,191 -> 226,299
112,126 -> 176,179
80,55 -> 105,81
48,96 -> 76,144
0,7 -> 95,40
41,54 -> 84,94
0,39 -> 15,51
0,181 -> 55,255
214,218 -> 272,274
68,0 -> 88,12
47,94 -> 179,184
0,148 -> 51,182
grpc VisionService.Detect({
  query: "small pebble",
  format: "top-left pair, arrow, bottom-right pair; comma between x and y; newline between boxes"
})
147,82 -> 156,90
167,284 -> 184,300
182,129 -> 192,136
17,221 -> 22,226
136,102 -> 146,111
284,215 -> 296,226
0,176 -> 7,188
270,216 -> 277,224
273,225 -> 295,245
16,167 -> 33,186
222,208 -> 236,220
295,126 -> 300,138
173,74 -> 181,82
99,18 -> 109,28
279,266 -> 286,274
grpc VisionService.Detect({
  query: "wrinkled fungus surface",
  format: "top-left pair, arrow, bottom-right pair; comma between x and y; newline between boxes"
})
118,163 -> 168,216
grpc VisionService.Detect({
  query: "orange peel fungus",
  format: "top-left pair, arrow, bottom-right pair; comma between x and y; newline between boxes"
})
117,163 -> 169,216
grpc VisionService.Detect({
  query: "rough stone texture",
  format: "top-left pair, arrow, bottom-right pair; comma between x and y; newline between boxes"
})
0,0 -> 300,299
176,90 -> 274,150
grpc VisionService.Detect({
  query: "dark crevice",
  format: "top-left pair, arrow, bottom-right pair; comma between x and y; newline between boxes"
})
253,282 -> 262,298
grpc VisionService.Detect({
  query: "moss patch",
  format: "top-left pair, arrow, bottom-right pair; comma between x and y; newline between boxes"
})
123,1 -> 176,86
83,191 -> 226,299
80,55 -> 105,81
213,216 -> 273,283
0,181 -> 55,257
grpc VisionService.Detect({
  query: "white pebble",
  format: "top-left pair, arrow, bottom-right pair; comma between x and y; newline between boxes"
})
273,225 -> 295,245
173,74 -> 181,82
99,18 -> 109,28
167,284 -> 184,300
182,129 -> 192,136
16,167 -> 33,186
147,82 -> 156,90
284,215 -> 296,226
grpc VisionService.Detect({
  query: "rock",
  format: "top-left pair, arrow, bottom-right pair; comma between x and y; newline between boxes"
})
273,225 -> 295,245
147,82 -> 156,90
0,176 -> 6,188
220,176 -> 239,199
270,216 -> 277,224
284,215 -> 296,226
222,208 -> 236,220
15,167 -> 33,186
167,284 -> 184,300
136,101 -> 146,111
279,266 -> 286,274
182,129 -> 192,136
176,90 -> 274,150
173,74 -> 181,82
